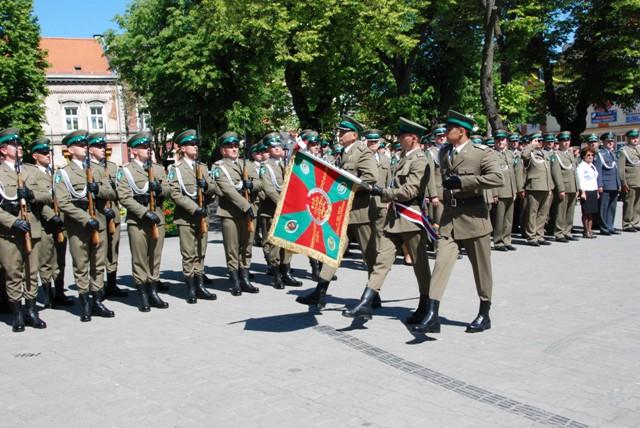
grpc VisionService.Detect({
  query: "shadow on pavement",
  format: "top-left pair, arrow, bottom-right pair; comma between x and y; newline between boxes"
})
230,311 -> 319,333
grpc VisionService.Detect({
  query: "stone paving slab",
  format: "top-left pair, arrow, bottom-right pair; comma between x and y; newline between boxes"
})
0,204 -> 639,427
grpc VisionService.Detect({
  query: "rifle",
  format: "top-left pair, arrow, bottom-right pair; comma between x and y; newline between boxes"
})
147,139 -> 160,240
15,157 -> 33,254
103,157 -> 117,236
195,141 -> 208,234
85,146 -> 100,246
50,146 -> 66,243
242,140 -> 254,233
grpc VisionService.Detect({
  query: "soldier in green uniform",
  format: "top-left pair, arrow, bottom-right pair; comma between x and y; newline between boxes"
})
296,116 -> 378,309
167,129 -> 217,303
55,130 -> 116,322
365,129 -> 392,251
116,133 -> 169,312
27,138 -> 73,307
0,128 -> 51,331
491,130 -> 518,251
618,129 -> 640,231
413,111 -> 503,334
521,133 -> 554,246
260,132 -> 303,289
510,133 -> 525,235
427,125 -> 446,230
551,131 -> 579,242
343,118 -> 437,321
87,133 -> 128,299
212,132 -> 260,296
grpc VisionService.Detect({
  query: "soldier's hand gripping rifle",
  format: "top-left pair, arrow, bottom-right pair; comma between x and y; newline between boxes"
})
50,148 -> 65,243
242,140 -> 254,233
103,157 -> 117,236
195,140 -> 208,235
85,146 -> 101,246
15,157 -> 33,254
147,139 -> 160,241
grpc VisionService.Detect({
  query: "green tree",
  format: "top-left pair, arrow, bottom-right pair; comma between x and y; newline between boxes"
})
0,0 -> 48,140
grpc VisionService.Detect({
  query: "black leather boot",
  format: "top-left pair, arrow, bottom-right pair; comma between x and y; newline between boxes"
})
147,281 -> 169,308
185,276 -> 197,304
309,259 -> 321,282
239,268 -> 259,294
156,281 -> 170,292
10,301 -> 25,332
92,290 -> 115,318
281,264 -> 302,287
272,265 -> 284,289
136,283 -> 150,312
195,274 -> 216,300
24,299 -> 47,329
342,288 -> 378,320
43,281 -> 54,309
296,281 -> 329,309
53,278 -> 74,307
202,273 -> 213,284
405,295 -> 429,324
466,300 -> 491,333
412,299 -> 441,333
79,293 -> 92,322
229,270 -> 242,296
104,272 -> 128,299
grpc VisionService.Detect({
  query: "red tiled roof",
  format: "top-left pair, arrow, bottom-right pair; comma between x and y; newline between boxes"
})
40,37 -> 113,76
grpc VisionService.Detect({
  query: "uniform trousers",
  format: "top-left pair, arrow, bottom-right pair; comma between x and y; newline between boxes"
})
428,203 -> 444,227
599,190 -> 619,232
68,225 -> 106,293
127,223 -> 165,284
261,217 -> 293,266
178,224 -> 208,277
523,190 -> 551,242
0,237 -> 40,302
221,216 -> 250,271
38,232 -> 60,283
54,236 -> 67,284
106,222 -> 120,274
492,197 -> 514,247
319,222 -> 375,282
245,215 -> 259,268
366,230 -> 430,293
429,234 -> 493,302
622,187 -> 640,228
554,192 -> 577,238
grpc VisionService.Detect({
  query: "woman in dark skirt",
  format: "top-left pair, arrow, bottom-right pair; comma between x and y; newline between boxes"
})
576,147 -> 599,238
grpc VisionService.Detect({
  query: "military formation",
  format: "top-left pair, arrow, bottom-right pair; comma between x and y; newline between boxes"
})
0,118 -> 638,335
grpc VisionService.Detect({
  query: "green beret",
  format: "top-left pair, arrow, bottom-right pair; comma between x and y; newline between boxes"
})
398,117 -> 427,137
127,132 -> 151,148
87,133 -> 106,146
528,132 -> 542,141
543,133 -> 556,143
446,110 -> 476,132
557,131 -> 571,141
364,129 -> 383,141
302,130 -> 320,144
219,131 -> 240,147
586,134 -> 598,143
494,129 -> 508,139
0,128 -> 21,146
174,129 -> 199,146
249,144 -> 261,154
432,124 -> 447,136
337,115 -> 364,133
29,137 -> 51,153
258,143 -> 268,153
320,139 -> 330,147
600,131 -> 616,141
508,133 -> 521,142
62,130 -> 89,146
470,135 -> 484,145
392,142 -> 402,150
626,129 -> 639,138
483,137 -> 494,146
263,132 -> 282,147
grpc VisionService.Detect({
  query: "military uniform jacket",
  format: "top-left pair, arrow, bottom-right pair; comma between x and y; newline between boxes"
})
550,150 -> 578,193
260,158 -> 286,218
0,162 -> 50,239
522,146 -> 553,191
213,158 -> 262,219
55,160 -> 115,231
427,146 -> 444,198
29,164 -> 60,234
617,143 -> 640,188
512,149 -> 525,192
438,142 -> 503,240
371,151 -> 392,209
117,160 -> 169,226
339,142 -> 378,224
594,149 -> 621,191
492,149 -> 518,198
381,148 -> 436,234
168,159 -> 216,226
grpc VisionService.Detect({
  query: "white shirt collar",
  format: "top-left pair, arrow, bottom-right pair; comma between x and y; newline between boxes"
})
404,147 -> 420,157
134,159 -> 145,169
37,165 -> 48,173
454,141 -> 469,154
72,159 -> 84,169
183,157 -> 194,168
344,142 -> 356,154
4,161 -> 15,170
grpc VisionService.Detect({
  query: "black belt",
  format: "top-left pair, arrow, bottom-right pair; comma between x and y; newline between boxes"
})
0,200 -> 20,216
444,195 -> 485,208
133,194 -> 163,206
72,199 -> 89,210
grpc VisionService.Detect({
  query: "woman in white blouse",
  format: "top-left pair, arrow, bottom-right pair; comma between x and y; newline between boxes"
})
576,147 -> 599,238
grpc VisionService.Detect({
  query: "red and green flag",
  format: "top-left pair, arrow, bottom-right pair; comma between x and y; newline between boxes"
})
267,150 -> 360,268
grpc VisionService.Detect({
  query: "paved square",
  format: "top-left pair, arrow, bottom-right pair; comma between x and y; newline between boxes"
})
1,206 -> 639,427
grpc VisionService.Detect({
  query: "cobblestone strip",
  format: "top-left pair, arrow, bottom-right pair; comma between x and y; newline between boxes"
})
313,325 -> 589,427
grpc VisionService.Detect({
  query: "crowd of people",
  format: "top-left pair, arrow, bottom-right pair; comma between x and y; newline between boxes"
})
0,116 -> 638,335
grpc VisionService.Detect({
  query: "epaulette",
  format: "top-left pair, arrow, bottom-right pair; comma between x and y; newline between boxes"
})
473,144 -> 489,151
214,159 -> 224,165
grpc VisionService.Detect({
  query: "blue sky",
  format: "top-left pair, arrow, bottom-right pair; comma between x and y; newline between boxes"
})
34,0 -> 129,37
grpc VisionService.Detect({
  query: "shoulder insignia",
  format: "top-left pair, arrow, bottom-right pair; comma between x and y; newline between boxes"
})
474,144 -> 488,151
259,165 -> 266,177
213,167 -> 221,178
550,154 -> 557,162
167,167 -> 176,180
54,172 -> 61,183
513,157 -> 520,165
116,169 -> 124,181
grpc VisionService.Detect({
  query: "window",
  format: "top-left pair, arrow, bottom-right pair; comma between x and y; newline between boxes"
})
64,106 -> 79,131
138,109 -> 150,131
89,105 -> 104,131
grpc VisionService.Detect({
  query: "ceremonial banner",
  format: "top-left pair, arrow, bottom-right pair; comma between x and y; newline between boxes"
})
267,151 -> 360,268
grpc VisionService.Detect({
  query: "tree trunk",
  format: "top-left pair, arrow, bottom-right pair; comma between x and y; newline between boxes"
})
480,0 -> 503,133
